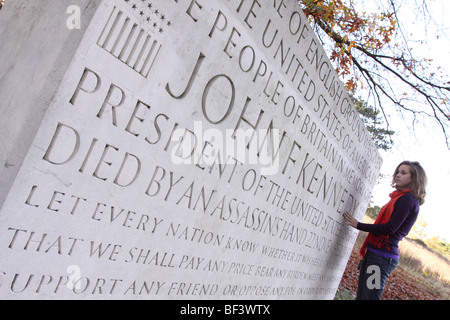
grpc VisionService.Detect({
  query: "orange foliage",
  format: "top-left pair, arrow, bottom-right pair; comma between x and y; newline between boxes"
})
301,0 -> 397,91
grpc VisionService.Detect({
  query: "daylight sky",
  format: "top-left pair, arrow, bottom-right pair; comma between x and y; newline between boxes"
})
369,0 -> 450,241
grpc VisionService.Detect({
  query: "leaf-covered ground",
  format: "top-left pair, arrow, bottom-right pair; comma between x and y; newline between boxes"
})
336,239 -> 445,300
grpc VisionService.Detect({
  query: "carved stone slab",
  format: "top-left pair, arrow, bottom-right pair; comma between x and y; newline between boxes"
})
0,0 -> 382,299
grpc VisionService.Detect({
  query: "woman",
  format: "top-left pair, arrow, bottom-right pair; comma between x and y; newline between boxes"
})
344,161 -> 427,300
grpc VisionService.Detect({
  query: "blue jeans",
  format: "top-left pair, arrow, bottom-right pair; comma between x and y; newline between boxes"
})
356,250 -> 399,300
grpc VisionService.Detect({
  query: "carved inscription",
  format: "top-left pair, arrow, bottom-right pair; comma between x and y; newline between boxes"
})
98,6 -> 162,77
0,0 -> 381,299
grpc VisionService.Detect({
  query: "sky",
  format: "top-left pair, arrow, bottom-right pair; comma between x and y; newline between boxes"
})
371,116 -> 450,241
368,0 -> 450,241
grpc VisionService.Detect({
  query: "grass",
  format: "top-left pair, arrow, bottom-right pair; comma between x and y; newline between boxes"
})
396,237 -> 450,299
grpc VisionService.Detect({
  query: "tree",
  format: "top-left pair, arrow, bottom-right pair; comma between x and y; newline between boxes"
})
365,205 -> 381,220
353,94 -> 395,150
426,236 -> 450,259
409,217 -> 429,240
299,0 -> 450,148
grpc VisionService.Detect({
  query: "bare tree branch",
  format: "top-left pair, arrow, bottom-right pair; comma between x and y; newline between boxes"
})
300,0 -> 450,149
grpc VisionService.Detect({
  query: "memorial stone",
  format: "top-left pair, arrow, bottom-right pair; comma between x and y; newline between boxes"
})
0,0 -> 382,299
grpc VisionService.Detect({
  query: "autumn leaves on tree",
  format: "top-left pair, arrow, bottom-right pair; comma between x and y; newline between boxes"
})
299,0 -> 450,148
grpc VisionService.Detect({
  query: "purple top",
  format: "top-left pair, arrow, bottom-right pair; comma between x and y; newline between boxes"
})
357,192 -> 420,259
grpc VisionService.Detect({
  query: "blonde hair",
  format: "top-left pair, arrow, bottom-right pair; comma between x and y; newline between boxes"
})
391,161 -> 427,205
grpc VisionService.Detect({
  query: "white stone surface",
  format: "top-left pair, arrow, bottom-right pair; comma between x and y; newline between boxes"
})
0,0 -> 382,299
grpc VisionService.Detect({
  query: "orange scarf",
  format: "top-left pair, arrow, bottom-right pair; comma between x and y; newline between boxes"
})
359,189 -> 410,258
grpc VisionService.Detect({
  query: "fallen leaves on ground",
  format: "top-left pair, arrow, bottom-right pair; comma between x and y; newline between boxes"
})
337,242 -> 443,300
